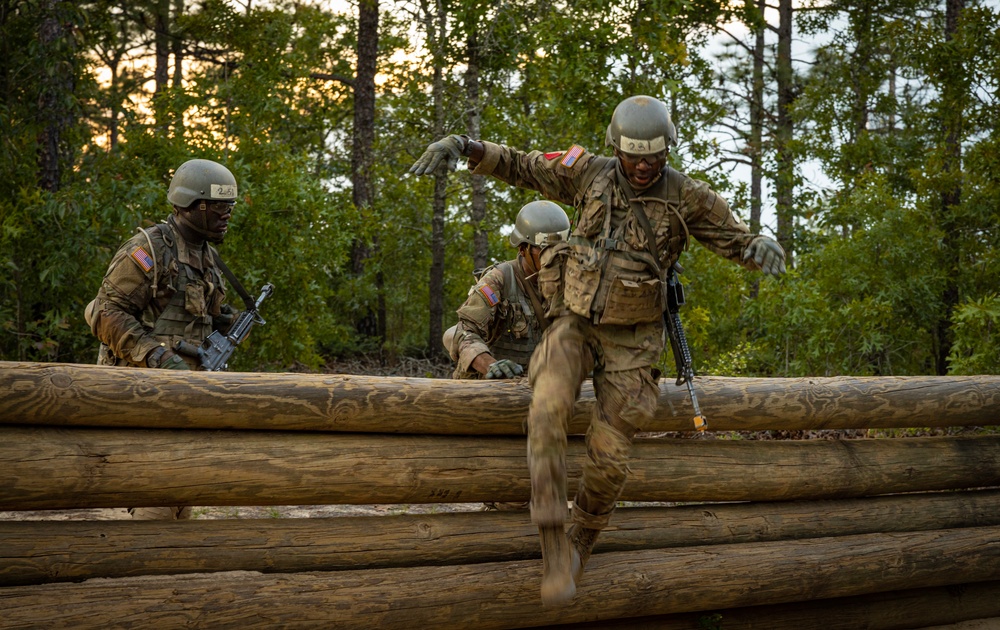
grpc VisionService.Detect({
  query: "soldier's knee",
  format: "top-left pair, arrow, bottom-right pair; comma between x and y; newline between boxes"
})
582,420 -> 632,493
598,368 -> 659,433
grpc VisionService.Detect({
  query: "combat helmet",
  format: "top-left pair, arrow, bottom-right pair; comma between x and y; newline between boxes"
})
605,95 -> 678,155
509,200 -> 571,247
167,159 -> 238,208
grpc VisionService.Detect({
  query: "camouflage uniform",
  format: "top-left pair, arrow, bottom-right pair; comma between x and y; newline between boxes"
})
91,215 -> 233,371
447,256 -> 545,379
89,214 -> 234,521
470,141 -> 764,553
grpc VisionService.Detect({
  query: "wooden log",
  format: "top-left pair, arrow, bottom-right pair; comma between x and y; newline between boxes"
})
2,361 -> 999,434
2,490 -> 999,587
545,581 -> 1000,629
1,526 -> 1000,629
917,620 -> 1000,630
2,428 -> 998,509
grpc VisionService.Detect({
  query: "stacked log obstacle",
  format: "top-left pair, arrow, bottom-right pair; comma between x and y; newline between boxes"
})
1,360 -> 999,629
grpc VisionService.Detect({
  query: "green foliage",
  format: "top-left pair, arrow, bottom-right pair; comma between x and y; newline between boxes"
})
697,613 -> 724,630
2,0 -> 998,377
0,152 -> 161,362
948,294 -> 1000,375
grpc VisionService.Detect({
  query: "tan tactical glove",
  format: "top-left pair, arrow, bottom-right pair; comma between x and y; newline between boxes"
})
409,134 -> 469,175
743,236 -> 787,275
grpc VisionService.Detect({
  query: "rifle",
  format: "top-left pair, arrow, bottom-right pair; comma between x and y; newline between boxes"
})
663,266 -> 707,431
178,283 -> 274,371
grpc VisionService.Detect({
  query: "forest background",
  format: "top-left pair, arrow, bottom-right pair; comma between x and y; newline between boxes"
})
1,0 -> 998,378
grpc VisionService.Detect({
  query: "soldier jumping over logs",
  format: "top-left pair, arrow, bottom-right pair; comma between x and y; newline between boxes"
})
411,95 -> 785,605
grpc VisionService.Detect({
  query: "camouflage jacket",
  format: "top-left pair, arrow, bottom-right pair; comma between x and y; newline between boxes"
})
90,215 -> 231,368
469,141 -> 764,371
449,257 -> 544,378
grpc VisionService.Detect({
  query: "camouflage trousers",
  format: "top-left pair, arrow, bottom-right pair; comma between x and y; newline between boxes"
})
526,314 -> 660,530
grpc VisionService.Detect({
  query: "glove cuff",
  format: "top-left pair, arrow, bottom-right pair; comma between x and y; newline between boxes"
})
458,134 -> 473,156
146,345 -> 168,368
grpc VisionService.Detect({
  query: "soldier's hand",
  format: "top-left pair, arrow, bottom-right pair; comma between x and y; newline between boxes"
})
147,346 -> 189,370
743,236 -> 786,276
485,359 -> 524,379
213,305 -> 238,333
409,134 -> 468,176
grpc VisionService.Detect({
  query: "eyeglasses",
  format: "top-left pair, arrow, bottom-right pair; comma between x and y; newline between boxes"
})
618,151 -> 667,168
204,201 -> 236,215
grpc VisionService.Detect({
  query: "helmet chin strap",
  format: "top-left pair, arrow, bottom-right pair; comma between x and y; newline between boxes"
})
175,204 -> 226,244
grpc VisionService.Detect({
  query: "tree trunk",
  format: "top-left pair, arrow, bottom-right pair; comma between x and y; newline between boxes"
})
152,0 -> 170,131
748,0 -> 766,299
36,0 -> 75,192
426,0 -> 448,358
774,0 -> 795,266
749,0 -> 765,235
933,0 -> 965,375
171,0 -> 184,89
350,0 -> 381,343
465,30 -> 488,272
1,527 -> 999,629
3,362 -> 998,434
3,489 -> 998,587
2,428 -> 998,509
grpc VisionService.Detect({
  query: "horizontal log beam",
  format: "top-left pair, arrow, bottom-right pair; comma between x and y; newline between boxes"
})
549,581 -> 1000,630
3,361 -> 999,434
2,526 -> 1000,629
2,490 -> 999,587
2,428 -> 998,509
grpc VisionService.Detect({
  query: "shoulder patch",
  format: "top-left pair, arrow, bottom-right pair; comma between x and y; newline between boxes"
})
560,145 -> 585,168
129,246 -> 154,272
478,283 -> 500,306
544,151 -> 565,160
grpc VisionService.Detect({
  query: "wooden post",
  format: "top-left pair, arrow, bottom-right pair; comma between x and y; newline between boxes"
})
2,490 -> 999,587
545,581 -> 1000,630
2,428 -> 999,509
3,361 -> 999,434
1,526 -> 999,629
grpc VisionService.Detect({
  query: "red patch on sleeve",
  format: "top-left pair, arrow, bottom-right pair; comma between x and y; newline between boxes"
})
544,151 -> 564,160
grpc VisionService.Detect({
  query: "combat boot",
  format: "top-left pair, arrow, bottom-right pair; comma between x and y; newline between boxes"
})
568,524 -> 601,585
538,525 -> 575,605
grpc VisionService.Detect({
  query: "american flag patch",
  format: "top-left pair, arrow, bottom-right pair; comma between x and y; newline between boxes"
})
560,145 -> 584,168
130,246 -> 154,272
478,284 -> 499,306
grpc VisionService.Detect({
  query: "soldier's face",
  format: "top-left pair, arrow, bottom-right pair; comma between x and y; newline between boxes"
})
519,244 -> 543,275
527,245 -> 542,274
617,150 -> 667,189
203,201 -> 235,242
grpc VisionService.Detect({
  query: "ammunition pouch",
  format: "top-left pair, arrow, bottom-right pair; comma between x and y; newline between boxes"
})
563,252 -> 601,318
537,240 -> 571,318
590,253 -> 658,325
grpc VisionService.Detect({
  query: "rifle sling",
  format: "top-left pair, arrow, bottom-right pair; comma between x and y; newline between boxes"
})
512,257 -> 550,334
211,250 -> 256,311
615,168 -> 663,277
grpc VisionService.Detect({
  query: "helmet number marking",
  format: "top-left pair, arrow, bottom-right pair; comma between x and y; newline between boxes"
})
620,134 -> 666,154
211,184 -> 237,199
